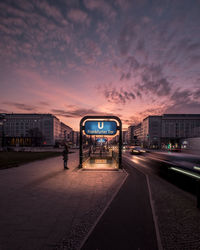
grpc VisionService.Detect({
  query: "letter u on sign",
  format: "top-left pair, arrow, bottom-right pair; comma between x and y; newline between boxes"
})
98,122 -> 104,129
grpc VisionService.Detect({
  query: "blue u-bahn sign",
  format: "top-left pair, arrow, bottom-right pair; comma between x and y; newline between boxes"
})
96,138 -> 107,143
85,121 -> 117,135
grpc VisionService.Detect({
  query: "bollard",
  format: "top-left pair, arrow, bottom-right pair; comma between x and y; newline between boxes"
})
196,180 -> 200,209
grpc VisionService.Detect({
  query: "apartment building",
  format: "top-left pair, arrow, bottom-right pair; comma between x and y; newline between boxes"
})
127,125 -> 135,144
1,113 -> 72,146
61,122 -> 73,142
135,114 -> 200,148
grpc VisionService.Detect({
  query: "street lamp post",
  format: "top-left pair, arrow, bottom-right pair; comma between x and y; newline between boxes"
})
0,114 -> 6,149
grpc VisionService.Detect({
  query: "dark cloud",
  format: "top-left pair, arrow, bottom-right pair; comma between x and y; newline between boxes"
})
116,2 -> 199,103
84,0 -> 117,20
51,108 -> 113,118
136,91 -> 142,98
0,109 -> 8,113
189,55 -> 200,65
123,115 -> 141,125
120,72 -> 131,81
193,89 -> 200,99
125,56 -> 140,70
0,0 -> 200,131
165,100 -> 200,114
67,8 -> 90,25
35,0 -> 66,24
175,39 -> 200,55
39,101 -> 49,106
120,56 -> 140,81
138,107 -> 165,118
118,22 -> 136,56
165,88 -> 200,114
51,109 -> 74,118
160,36 -> 200,69
102,85 -> 136,104
103,60 -> 172,105
2,102 -> 37,111
170,89 -> 192,103
120,55 -> 171,98
0,0 -> 72,75
136,38 -> 145,52
137,64 -> 171,97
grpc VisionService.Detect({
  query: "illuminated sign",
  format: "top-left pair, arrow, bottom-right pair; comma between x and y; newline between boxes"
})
95,159 -> 107,163
85,121 -> 117,135
96,138 -> 107,143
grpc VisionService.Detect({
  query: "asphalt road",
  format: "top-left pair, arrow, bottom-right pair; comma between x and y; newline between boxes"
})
81,156 -> 159,250
123,151 -> 199,197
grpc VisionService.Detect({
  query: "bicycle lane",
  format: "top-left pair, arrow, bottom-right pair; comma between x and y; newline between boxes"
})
81,158 -> 159,250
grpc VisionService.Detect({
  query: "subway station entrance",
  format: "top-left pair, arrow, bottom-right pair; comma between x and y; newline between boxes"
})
79,116 -> 122,170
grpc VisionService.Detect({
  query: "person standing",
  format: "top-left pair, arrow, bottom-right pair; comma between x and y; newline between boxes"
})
63,145 -> 69,169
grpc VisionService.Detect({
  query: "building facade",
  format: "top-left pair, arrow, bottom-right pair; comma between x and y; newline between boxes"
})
161,114 -> 200,139
134,123 -> 142,145
0,113 -> 73,146
142,116 -> 162,148
70,130 -> 79,146
135,114 -> 200,148
61,122 -> 73,142
0,114 -> 6,147
127,125 -> 135,144
122,130 -> 128,144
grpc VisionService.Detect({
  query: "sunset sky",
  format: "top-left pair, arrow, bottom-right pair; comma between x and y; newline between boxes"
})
0,0 -> 200,130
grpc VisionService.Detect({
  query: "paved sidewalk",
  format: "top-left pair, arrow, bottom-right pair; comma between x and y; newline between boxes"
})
0,151 -> 127,250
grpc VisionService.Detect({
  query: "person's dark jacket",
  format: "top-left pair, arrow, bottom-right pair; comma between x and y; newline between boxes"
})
62,148 -> 69,160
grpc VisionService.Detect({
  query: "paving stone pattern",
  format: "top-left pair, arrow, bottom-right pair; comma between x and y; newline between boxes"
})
149,175 -> 200,250
123,155 -> 200,250
0,151 -> 127,250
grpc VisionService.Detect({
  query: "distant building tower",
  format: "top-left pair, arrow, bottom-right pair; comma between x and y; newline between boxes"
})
122,130 -> 128,144
60,122 -> 72,143
70,131 -> 79,146
128,125 -> 135,144
142,116 -> 162,148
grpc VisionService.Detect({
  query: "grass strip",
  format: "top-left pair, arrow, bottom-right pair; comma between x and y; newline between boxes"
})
0,151 -> 62,170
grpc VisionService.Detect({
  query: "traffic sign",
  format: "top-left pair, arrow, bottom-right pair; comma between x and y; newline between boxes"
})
85,121 -> 117,135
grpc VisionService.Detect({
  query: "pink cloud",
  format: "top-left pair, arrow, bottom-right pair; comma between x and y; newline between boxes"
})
84,0 -> 116,20
0,23 -> 23,36
13,69 -> 94,107
36,1 -> 64,23
16,0 -> 34,11
96,21 -> 110,42
0,2 -> 27,18
114,0 -> 131,10
74,40 -> 101,65
68,9 -> 90,25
